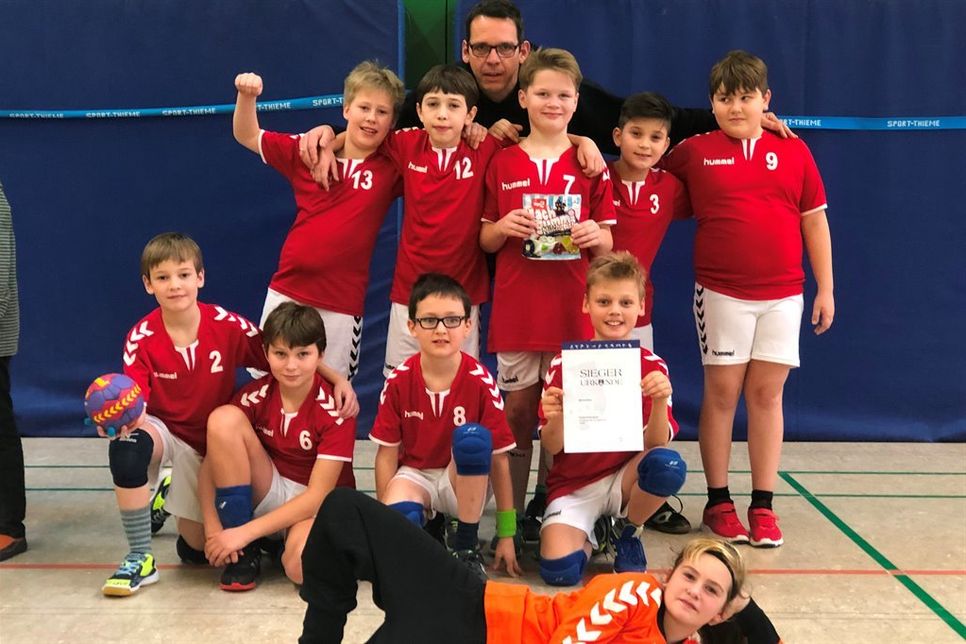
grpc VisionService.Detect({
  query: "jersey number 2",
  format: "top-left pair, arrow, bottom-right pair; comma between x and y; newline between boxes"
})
209,350 -> 223,373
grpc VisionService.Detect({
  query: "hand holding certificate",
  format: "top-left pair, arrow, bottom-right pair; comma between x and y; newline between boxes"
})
561,340 -> 643,453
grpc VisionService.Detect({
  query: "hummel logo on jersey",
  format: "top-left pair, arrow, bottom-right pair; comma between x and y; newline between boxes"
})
408,161 -> 428,174
404,410 -> 424,420
613,199 -> 622,207
501,178 -> 530,191
152,372 -> 177,380
703,157 -> 735,166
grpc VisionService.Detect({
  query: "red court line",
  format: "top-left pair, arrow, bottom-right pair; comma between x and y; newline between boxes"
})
2,562 -> 964,576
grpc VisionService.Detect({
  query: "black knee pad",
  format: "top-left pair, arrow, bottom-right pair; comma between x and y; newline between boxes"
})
108,429 -> 154,488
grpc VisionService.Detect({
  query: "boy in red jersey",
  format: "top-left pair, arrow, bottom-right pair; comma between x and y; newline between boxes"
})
481,48 -> 615,529
378,65 -> 502,375
537,253 -> 684,585
199,302 -> 356,591
609,92 -> 693,535
370,273 -> 520,580
101,233 -> 270,596
662,51 -> 834,547
233,62 -> 404,381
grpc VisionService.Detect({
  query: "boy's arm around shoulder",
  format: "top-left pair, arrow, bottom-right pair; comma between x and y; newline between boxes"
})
233,72 -> 264,153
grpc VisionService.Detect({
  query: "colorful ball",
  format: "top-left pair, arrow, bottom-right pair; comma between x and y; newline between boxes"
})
84,373 -> 145,435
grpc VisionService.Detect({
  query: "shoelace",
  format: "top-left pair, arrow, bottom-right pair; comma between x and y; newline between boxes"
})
119,554 -> 147,574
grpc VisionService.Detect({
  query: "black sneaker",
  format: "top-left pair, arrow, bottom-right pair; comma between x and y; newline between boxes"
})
219,546 -> 261,592
150,474 -> 171,534
253,536 -> 285,566
176,535 -> 208,565
522,496 -> 545,544
452,547 -> 488,583
645,497 -> 692,535
423,513 -> 447,548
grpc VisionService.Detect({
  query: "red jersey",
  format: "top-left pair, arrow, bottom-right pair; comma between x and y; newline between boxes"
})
231,372 -> 356,488
383,129 -> 503,305
609,163 -> 691,327
370,352 -> 516,470
483,145 -> 617,352
484,572 -> 669,643
122,303 -> 269,455
259,130 -> 402,315
539,347 -> 679,504
661,130 -> 827,300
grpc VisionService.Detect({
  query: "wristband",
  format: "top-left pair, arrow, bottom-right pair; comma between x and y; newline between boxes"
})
496,509 -> 517,538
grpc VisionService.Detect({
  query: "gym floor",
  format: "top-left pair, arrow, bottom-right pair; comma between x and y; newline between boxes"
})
1,438 -> 964,643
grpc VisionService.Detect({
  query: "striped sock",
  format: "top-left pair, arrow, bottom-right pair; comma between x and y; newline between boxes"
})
121,506 -> 153,554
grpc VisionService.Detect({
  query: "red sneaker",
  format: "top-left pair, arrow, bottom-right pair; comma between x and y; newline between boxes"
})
701,502 -> 749,543
748,508 -> 784,547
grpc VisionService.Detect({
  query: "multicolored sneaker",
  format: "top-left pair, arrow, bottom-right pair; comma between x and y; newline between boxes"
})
219,546 -> 261,592
748,508 -> 784,547
102,552 -> 159,597
150,474 -> 171,534
613,524 -> 647,573
452,546 -> 488,583
592,515 -> 616,556
645,497 -> 692,534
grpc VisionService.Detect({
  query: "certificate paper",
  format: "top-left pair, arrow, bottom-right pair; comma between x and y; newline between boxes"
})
562,340 -> 643,453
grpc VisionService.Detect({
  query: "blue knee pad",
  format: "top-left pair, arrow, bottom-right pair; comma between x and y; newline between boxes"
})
215,485 -> 253,529
540,550 -> 588,586
637,447 -> 687,497
388,501 -> 425,527
108,429 -> 154,488
451,423 -> 492,476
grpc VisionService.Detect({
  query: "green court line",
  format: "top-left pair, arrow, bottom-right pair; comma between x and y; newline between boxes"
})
780,471 -> 966,639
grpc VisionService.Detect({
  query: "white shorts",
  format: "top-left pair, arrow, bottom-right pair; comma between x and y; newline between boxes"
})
257,288 -> 363,380
496,351 -> 557,391
694,283 -> 803,367
384,302 -> 480,376
254,464 -> 307,518
628,324 -> 654,352
392,465 -> 491,518
541,459 -> 634,548
143,415 -> 203,523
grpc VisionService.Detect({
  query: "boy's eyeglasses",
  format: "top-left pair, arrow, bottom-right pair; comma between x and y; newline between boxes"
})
413,315 -> 467,330
467,42 -> 519,58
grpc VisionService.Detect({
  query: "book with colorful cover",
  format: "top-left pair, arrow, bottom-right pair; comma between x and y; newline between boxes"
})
521,193 -> 582,260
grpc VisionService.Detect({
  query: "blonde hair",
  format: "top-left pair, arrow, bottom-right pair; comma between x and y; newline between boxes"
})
586,251 -> 646,300
140,232 -> 203,278
519,47 -> 582,90
672,538 -> 747,604
343,60 -> 405,118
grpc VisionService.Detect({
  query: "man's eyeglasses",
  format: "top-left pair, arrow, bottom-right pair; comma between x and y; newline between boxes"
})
467,42 -> 520,58
413,315 -> 468,330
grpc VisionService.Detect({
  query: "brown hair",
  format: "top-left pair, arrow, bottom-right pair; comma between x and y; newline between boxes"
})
140,232 -> 203,278
617,92 -> 673,131
708,50 -> 769,98
262,302 -> 326,353
415,64 -> 480,109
